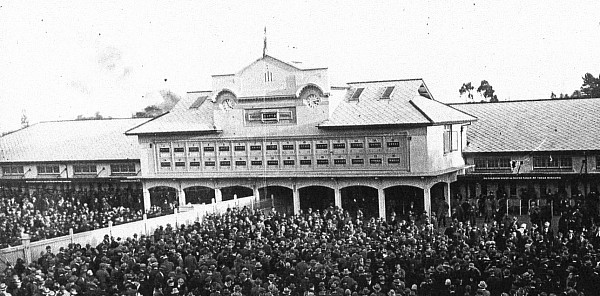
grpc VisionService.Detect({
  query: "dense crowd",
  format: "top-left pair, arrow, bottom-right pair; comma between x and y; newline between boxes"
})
0,188 -> 145,247
2,201 -> 600,296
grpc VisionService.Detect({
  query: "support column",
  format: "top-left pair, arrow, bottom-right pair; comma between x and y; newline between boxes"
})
334,187 -> 342,209
21,233 -> 32,265
178,186 -> 186,207
423,186 -> 432,217
253,185 -> 260,201
143,188 -> 151,212
378,188 -> 386,220
445,182 -> 452,217
293,187 -> 300,215
214,188 -> 223,203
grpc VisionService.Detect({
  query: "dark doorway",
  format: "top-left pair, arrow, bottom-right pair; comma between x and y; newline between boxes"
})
385,186 -> 423,221
221,186 -> 253,201
341,186 -> 378,219
184,186 -> 215,205
259,186 -> 293,216
149,186 -> 178,212
299,186 -> 334,213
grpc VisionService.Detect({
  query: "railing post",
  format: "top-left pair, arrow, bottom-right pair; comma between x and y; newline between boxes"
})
69,228 -> 74,244
143,214 -> 148,236
175,208 -> 179,228
108,221 -> 113,238
519,199 -> 522,216
20,233 -> 32,265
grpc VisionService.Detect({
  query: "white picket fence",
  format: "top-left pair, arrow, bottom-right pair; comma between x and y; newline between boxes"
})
0,195 -> 268,270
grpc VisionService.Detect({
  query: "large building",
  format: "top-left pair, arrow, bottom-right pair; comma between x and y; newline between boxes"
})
0,118 -> 148,191
452,98 -> 600,201
126,55 -> 476,218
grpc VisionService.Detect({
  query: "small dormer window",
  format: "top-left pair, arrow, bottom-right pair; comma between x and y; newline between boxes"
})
381,86 -> 395,99
349,88 -> 364,101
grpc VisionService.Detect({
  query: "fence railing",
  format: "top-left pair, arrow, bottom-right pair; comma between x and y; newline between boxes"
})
0,195 -> 269,270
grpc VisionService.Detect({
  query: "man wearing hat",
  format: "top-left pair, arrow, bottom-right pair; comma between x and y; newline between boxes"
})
477,280 -> 491,296
340,268 -> 357,291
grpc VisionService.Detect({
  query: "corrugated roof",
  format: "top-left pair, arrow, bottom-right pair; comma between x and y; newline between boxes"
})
0,118 -> 149,163
452,98 -> 600,153
126,92 -> 218,135
320,79 -> 476,127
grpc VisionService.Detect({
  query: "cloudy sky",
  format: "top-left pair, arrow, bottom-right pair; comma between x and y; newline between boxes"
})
0,1 -> 599,133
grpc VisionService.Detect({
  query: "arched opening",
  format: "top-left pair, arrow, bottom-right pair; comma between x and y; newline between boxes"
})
259,186 -> 293,216
149,186 -> 178,213
184,186 -> 215,205
385,185 -> 424,222
341,186 -> 379,219
220,186 -> 253,201
299,186 -> 334,213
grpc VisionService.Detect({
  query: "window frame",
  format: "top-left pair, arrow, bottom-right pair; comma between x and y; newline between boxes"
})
533,155 -> 573,170
37,164 -> 61,174
73,164 -> 97,174
110,163 -> 137,174
2,165 -> 24,175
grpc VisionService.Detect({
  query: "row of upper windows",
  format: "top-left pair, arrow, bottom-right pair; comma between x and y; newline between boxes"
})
160,157 -> 403,168
474,156 -> 577,170
160,141 -> 402,153
1,164 -> 137,175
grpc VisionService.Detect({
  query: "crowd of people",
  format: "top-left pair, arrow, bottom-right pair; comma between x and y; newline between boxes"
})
0,187 -> 145,248
1,199 -> 600,296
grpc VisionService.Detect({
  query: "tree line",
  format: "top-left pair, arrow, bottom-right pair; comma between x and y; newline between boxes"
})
551,73 -> 600,99
459,72 -> 600,103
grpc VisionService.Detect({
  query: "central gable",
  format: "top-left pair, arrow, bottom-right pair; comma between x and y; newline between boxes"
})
211,55 -> 330,100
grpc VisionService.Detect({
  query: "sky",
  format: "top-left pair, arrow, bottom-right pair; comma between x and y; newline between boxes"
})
0,1 -> 599,133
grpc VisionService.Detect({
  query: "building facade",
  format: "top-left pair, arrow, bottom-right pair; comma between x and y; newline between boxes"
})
451,98 -> 600,202
127,55 -> 476,219
0,118 -> 147,192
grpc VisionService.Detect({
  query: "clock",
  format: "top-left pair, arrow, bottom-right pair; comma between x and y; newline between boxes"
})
303,93 -> 321,108
221,98 -> 234,111
218,92 -> 236,111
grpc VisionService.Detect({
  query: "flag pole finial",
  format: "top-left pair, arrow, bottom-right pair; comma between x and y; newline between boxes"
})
263,26 -> 267,57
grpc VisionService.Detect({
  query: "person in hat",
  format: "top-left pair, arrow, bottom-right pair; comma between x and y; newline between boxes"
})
477,281 -> 490,296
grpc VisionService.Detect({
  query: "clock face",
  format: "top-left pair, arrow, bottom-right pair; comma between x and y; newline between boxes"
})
218,92 -> 236,111
304,94 -> 321,108
221,98 -> 234,111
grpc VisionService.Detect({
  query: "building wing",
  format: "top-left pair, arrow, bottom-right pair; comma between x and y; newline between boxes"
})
0,118 -> 149,162
452,98 -> 600,153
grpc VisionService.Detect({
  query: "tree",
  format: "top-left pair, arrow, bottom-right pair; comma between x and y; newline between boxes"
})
133,90 -> 182,118
477,80 -> 499,102
459,82 -> 475,102
581,73 -> 600,98
76,111 -> 107,120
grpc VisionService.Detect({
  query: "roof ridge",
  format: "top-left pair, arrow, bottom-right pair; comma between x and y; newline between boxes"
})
37,117 -> 146,124
450,96 -> 600,106
347,78 -> 423,85
408,100 -> 434,123
124,112 -> 171,135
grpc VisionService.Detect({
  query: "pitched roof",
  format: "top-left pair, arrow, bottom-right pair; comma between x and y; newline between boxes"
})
214,54 -> 328,76
319,79 -> 476,127
451,98 -> 600,153
0,118 -> 149,163
125,92 -> 218,135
